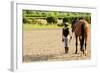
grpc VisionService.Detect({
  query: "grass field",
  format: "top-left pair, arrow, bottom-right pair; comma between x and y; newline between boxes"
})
23,24 -> 63,31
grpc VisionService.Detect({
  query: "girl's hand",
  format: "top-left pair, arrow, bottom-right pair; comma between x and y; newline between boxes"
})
70,36 -> 72,40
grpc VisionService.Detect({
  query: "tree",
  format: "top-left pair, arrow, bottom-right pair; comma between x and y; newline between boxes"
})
46,17 -> 58,24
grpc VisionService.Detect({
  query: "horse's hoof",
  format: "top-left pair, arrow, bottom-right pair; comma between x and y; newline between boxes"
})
82,50 -> 87,56
85,51 -> 87,56
81,52 -> 87,56
84,52 -> 87,56
65,51 -> 68,54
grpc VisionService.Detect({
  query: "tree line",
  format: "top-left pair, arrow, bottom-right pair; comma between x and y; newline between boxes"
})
23,10 -> 91,25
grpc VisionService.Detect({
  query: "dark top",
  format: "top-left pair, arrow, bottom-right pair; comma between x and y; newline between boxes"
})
62,28 -> 69,37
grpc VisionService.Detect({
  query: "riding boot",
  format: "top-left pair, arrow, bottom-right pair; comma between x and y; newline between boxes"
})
65,47 -> 69,53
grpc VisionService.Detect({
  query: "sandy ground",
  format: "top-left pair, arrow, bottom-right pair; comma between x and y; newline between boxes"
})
23,29 -> 91,62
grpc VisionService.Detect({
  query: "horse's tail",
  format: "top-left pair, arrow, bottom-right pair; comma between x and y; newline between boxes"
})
81,23 -> 85,51
81,23 -> 85,37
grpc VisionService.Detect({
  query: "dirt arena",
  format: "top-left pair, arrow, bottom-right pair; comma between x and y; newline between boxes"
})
23,29 -> 91,62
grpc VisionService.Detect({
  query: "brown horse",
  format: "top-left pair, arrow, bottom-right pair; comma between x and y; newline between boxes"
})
72,18 -> 90,56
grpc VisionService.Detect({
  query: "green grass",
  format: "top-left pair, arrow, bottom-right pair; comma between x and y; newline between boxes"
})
23,24 -> 63,31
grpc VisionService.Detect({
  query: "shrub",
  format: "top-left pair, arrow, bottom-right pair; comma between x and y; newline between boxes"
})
46,17 -> 58,24
32,19 -> 47,25
23,17 -> 32,24
23,17 -> 28,23
85,17 -> 91,23
63,17 -> 68,23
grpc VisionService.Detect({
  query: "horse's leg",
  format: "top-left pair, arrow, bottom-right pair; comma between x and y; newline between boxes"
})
84,26 -> 89,56
85,37 -> 87,50
84,35 -> 87,56
80,35 -> 85,55
79,36 -> 82,52
75,35 -> 78,54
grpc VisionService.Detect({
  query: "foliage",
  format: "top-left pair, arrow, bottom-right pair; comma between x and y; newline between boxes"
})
23,17 -> 32,24
63,17 -> 68,22
23,10 -> 91,26
46,17 -> 58,24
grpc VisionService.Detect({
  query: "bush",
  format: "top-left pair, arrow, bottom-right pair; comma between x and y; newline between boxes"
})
23,17 -> 32,24
46,17 -> 58,24
62,17 -> 91,24
85,17 -> 91,23
32,19 -> 47,25
63,17 -> 68,23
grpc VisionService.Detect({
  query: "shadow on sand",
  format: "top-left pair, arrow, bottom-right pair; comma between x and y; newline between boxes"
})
23,52 -> 90,62
23,54 -> 56,62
